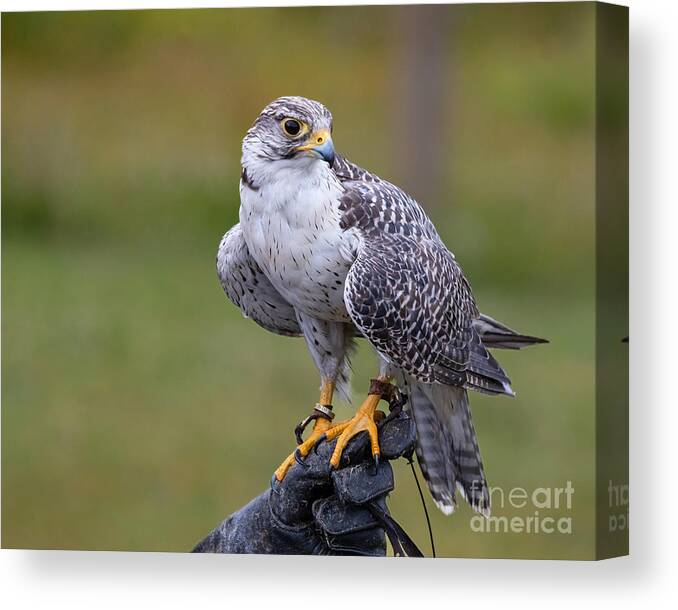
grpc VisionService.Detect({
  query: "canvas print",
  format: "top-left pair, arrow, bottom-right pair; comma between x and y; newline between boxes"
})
1,2 -> 628,559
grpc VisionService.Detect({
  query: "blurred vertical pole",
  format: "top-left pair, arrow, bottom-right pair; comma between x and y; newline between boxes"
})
392,5 -> 454,209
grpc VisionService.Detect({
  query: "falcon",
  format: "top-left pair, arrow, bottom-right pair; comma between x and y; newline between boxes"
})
217,96 -> 546,516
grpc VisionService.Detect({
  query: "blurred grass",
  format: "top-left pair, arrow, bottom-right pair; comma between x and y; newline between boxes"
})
2,4 -> 604,558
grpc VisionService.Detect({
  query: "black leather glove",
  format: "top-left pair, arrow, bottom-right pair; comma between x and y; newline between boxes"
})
192,410 -> 421,556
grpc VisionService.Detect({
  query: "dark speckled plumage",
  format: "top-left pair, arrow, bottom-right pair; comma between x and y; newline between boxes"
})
217,97 -> 546,516
335,153 -> 512,396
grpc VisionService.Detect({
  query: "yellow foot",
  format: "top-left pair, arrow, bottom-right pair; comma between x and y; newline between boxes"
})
273,379 -> 393,479
274,416 -> 340,481
322,394 -> 387,470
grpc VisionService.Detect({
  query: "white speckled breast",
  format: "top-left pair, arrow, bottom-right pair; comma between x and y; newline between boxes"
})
239,159 -> 358,322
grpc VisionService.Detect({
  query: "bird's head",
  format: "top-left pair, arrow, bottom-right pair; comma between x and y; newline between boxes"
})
241,96 -> 336,180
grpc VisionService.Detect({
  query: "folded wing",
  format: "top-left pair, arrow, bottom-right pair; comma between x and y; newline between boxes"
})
217,224 -> 301,337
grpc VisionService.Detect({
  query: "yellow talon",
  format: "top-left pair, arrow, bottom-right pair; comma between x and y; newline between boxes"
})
274,380 -> 342,481
328,393 -> 383,469
273,377 -> 392,479
274,417 -> 335,481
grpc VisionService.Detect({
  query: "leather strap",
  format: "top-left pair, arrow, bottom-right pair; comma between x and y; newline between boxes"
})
368,378 -> 395,399
367,501 -> 424,558
294,404 -> 335,445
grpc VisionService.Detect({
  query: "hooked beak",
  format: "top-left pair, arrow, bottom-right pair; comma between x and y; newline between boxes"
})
294,128 -> 335,166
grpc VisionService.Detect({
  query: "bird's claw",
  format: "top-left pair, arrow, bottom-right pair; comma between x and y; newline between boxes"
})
313,433 -> 328,454
270,473 -> 281,492
371,453 -> 380,476
274,415 -> 340,481
294,448 -> 309,468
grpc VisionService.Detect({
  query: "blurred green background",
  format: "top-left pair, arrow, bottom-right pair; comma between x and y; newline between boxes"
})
2,4 -> 605,558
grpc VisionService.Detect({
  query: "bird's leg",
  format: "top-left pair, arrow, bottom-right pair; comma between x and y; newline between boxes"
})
274,380 -> 346,481
292,380 -> 336,445
319,376 -> 393,470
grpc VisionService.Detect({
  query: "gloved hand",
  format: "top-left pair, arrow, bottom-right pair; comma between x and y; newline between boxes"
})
192,410 -> 421,556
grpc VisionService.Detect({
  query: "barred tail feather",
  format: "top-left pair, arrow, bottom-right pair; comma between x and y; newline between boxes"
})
474,313 -> 548,350
408,380 -> 490,517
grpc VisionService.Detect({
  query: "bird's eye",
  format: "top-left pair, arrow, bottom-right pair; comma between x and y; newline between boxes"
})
282,118 -> 302,137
